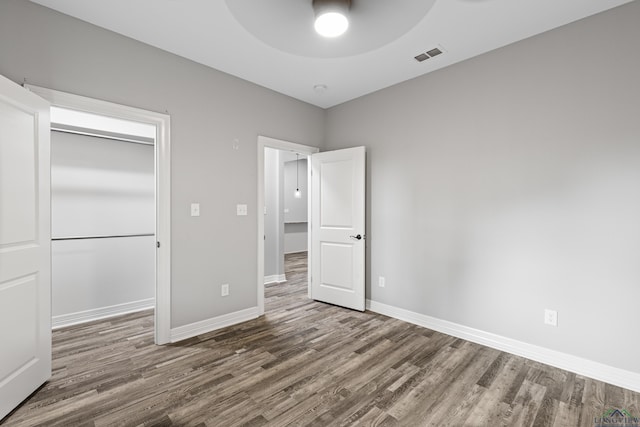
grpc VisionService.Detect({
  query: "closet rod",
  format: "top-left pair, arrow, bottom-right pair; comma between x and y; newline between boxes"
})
51,124 -> 155,146
52,233 -> 155,241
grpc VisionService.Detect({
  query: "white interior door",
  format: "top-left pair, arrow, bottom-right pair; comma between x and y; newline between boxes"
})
310,146 -> 365,311
0,75 -> 51,420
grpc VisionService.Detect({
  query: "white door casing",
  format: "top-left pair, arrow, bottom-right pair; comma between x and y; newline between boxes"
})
0,75 -> 51,420
311,146 -> 366,311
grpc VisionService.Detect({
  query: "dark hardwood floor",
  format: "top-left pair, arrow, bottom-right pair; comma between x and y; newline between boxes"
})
3,251 -> 639,426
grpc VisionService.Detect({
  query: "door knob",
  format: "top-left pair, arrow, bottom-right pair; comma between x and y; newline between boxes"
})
350,234 -> 363,240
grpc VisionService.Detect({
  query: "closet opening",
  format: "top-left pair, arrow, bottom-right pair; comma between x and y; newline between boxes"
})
50,107 -> 156,330
26,84 -> 171,344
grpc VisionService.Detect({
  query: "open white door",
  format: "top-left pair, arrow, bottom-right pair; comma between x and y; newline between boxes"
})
0,75 -> 51,420
310,146 -> 365,311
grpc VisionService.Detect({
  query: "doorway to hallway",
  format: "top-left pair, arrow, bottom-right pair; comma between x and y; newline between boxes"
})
257,136 -> 318,315
263,147 -> 310,290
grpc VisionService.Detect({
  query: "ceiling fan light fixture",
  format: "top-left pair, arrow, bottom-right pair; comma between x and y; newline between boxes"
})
312,0 -> 351,38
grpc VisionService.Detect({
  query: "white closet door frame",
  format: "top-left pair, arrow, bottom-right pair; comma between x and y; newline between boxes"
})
26,85 -> 172,345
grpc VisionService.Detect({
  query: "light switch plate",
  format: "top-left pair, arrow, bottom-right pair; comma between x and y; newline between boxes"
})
237,204 -> 248,216
191,203 -> 200,217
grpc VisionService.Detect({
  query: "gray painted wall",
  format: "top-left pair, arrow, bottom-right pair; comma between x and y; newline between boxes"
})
284,158 -> 308,254
0,0 -> 325,328
324,2 -> 640,374
283,159 -> 308,223
284,223 -> 308,254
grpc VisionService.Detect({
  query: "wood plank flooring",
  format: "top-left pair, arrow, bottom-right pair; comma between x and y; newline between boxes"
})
3,251 -> 639,426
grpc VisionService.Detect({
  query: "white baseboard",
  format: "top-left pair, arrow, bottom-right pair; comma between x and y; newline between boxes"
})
170,306 -> 260,343
264,274 -> 286,285
366,299 -> 640,393
52,298 -> 155,329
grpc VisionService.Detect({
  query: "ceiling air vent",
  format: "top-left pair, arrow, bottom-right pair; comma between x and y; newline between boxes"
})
414,47 -> 444,63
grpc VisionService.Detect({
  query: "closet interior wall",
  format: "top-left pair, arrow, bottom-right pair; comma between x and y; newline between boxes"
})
51,128 -> 155,327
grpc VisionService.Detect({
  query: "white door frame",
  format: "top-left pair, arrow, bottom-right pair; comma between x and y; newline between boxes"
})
257,135 -> 318,314
25,85 -> 172,345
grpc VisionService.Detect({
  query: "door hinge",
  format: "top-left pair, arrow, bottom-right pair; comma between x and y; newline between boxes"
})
157,241 -> 160,248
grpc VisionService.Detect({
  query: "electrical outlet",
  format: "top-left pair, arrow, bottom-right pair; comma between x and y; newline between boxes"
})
378,276 -> 385,288
221,283 -> 229,297
544,309 -> 558,327
236,204 -> 248,216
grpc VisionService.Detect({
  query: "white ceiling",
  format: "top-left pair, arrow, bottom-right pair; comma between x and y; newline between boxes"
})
30,0 -> 632,108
